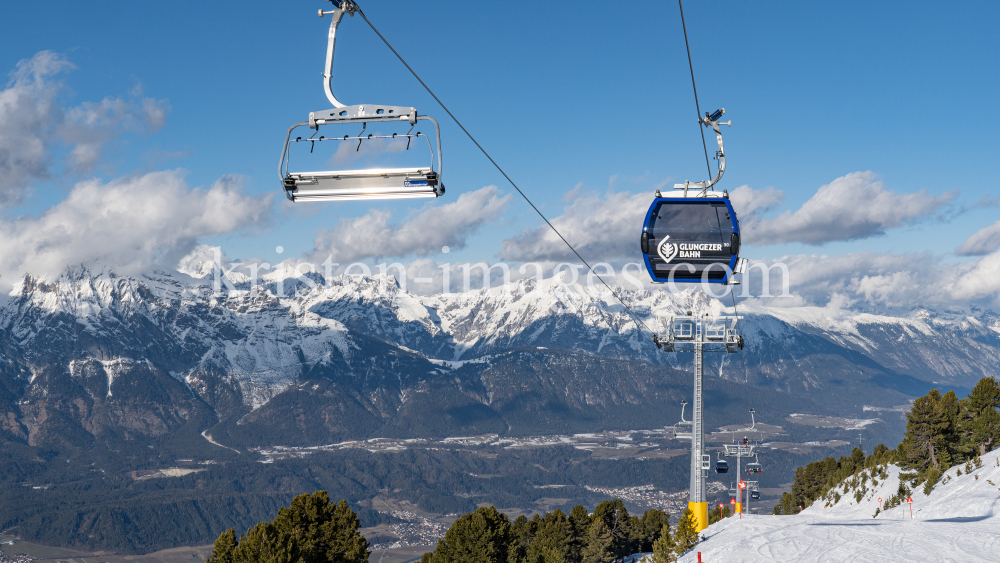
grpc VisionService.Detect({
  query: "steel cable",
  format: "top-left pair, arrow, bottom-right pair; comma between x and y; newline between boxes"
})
352,2 -> 657,336
678,0 -> 714,182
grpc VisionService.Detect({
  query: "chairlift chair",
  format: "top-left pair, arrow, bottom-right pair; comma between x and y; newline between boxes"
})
279,1 -> 445,202
678,401 -> 692,426
640,109 -> 745,284
672,401 -> 693,440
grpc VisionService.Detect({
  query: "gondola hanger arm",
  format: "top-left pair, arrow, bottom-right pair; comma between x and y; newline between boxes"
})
669,108 -> 731,197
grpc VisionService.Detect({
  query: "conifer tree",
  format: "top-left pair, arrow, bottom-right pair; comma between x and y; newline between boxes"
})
568,505 -> 592,561
205,491 -> 369,563
525,509 -> 573,563
592,499 -> 632,560
581,519 -> 613,563
961,376 -> 1000,456
903,389 -> 958,471
649,524 -> 676,563
430,506 -> 512,563
637,509 -> 669,552
206,529 -> 238,563
671,508 -> 699,556
508,514 -> 534,563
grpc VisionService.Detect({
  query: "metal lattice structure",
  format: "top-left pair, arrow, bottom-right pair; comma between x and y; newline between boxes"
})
723,437 -> 760,515
655,313 -> 743,532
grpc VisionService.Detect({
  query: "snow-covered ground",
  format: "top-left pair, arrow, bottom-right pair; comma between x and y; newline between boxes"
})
681,448 -> 1000,562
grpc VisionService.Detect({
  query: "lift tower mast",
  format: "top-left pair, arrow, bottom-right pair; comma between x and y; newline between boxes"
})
655,313 -> 743,532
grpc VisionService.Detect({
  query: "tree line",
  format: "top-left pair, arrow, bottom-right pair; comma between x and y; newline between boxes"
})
774,375 -> 1000,514
203,494 -> 715,563
422,500 -> 702,563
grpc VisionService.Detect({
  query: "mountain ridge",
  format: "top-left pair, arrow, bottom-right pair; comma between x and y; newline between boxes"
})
0,266 -> 996,451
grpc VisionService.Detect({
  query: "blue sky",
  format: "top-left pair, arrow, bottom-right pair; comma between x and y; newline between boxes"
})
1,1 -> 999,306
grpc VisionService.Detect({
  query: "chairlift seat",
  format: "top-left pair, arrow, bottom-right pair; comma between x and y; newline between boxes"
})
284,167 -> 442,201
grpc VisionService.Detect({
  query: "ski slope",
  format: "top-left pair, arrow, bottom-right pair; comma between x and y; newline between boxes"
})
680,448 -> 1000,562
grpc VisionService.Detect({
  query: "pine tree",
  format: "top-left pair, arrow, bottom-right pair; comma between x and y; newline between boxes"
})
525,509 -> 573,563
592,499 -> 632,560
580,519 -> 613,563
903,389 -> 958,471
567,505 -> 592,561
430,506 -> 512,563
637,509 -> 669,552
508,515 -> 534,563
671,508 -> 699,556
961,376 -> 1000,456
774,491 -> 797,515
206,528 -> 238,563
649,524 -> 676,563
204,492 -> 369,563
708,505 -> 722,525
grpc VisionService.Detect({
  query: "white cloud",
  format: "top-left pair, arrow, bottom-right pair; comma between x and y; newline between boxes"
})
729,184 -> 784,220
0,170 -> 271,285
956,220 -> 1000,257
329,132 -> 409,165
0,51 -> 170,205
309,185 -> 512,263
500,189 -> 650,262
743,248 -> 1000,309
497,172 -> 951,266
738,171 -> 953,245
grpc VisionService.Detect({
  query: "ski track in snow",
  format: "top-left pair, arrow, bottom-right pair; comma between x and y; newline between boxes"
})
680,449 -> 1000,562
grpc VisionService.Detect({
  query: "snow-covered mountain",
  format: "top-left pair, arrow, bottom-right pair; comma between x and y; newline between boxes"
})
0,266 -> 997,450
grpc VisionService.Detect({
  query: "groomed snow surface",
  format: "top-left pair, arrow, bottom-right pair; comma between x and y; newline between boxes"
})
678,448 -> 1000,562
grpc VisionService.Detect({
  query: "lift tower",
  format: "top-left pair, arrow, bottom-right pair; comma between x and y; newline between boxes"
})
655,313 -> 743,532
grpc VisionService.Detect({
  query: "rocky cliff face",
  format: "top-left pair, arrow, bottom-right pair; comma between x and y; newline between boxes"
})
0,267 -> 997,450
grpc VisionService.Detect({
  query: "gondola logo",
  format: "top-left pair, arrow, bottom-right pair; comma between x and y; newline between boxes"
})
657,236 -> 678,264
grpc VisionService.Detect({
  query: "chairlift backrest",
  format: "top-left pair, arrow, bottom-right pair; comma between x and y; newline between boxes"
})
279,1 -> 445,202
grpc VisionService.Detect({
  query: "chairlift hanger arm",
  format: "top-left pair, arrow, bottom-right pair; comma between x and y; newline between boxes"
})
318,1 -> 358,109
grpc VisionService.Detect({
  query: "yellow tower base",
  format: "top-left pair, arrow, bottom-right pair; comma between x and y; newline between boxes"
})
688,501 -> 709,532
735,502 -> 742,515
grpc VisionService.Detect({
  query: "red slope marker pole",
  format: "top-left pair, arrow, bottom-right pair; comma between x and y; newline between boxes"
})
907,497 -> 913,519
697,552 -> 703,563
